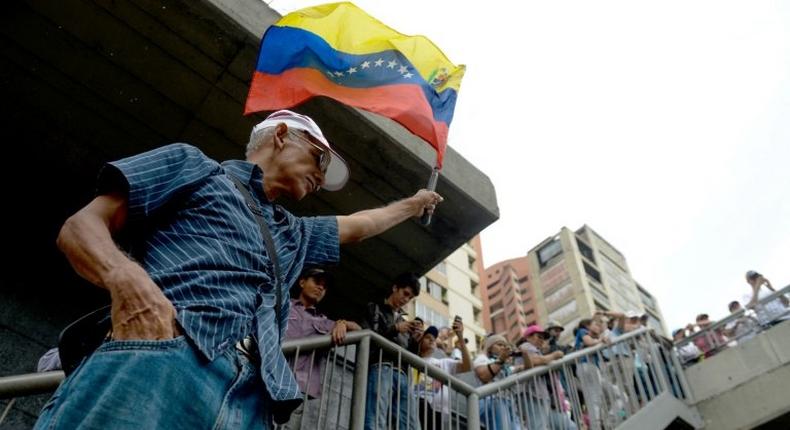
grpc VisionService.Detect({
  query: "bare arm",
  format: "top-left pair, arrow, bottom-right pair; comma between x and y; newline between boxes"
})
527,350 -> 564,366
451,321 -> 472,372
475,360 -> 506,383
336,189 -> 442,244
57,193 -> 179,340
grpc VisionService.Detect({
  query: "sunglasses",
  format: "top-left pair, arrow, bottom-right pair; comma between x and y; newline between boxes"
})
289,130 -> 330,173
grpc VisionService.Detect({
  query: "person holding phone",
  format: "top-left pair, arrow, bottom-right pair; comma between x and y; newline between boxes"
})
361,273 -> 422,430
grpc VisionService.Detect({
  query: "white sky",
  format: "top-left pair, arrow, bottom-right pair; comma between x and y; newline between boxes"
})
271,0 -> 790,331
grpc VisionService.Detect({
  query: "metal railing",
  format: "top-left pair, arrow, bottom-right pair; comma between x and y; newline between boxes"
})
674,284 -> 790,367
1,327 -> 689,429
472,327 -> 689,430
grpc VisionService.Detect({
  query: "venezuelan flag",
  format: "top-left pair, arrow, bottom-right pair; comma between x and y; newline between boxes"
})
244,2 -> 465,167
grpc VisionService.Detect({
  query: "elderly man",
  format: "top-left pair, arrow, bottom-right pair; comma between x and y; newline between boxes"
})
283,267 -> 361,430
39,110 -> 442,429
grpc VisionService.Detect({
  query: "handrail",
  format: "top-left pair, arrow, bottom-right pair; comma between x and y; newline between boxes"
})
0,329 -> 478,399
476,326 -> 652,397
0,325 -> 693,429
0,371 -> 64,399
676,283 -> 790,351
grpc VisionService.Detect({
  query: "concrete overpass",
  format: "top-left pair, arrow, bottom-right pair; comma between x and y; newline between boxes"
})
0,0 -> 497,426
686,320 -> 790,429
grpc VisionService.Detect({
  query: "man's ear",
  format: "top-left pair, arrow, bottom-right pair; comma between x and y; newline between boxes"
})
299,278 -> 306,290
274,122 -> 289,150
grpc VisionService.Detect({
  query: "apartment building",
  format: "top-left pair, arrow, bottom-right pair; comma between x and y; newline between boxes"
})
526,225 -> 668,342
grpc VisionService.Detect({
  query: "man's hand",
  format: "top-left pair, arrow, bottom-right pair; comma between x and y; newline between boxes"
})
409,321 -> 424,339
107,263 -> 180,340
411,189 -> 444,217
395,320 -> 412,334
497,347 -> 512,363
551,350 -> 565,360
331,320 -> 348,344
451,318 -> 464,338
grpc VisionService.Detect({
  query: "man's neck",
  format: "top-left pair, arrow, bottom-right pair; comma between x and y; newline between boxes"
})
299,296 -> 317,308
385,297 -> 400,311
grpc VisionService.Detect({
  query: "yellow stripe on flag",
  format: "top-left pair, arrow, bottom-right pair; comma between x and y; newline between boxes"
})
276,2 -> 465,93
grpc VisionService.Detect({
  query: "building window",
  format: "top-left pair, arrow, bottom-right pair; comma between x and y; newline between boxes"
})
415,302 -> 449,328
435,261 -> 447,275
490,300 -> 503,313
538,238 -> 563,269
426,280 -> 448,304
470,279 -> 479,297
593,299 -> 610,311
473,307 -> 482,325
468,254 -> 477,271
583,261 -> 602,284
576,238 -> 595,263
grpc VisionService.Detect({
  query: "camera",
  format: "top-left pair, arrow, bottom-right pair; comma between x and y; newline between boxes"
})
509,350 -> 521,358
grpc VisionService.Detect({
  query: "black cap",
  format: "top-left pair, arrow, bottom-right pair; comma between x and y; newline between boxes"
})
300,267 -> 332,287
423,325 -> 439,339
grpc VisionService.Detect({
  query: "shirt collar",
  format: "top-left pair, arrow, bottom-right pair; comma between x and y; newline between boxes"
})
291,298 -> 320,314
222,159 -> 269,203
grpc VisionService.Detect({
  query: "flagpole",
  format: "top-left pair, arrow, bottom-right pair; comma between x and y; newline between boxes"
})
420,166 -> 440,226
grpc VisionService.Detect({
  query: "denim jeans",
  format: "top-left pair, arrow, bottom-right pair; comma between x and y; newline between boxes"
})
34,336 -> 271,430
364,363 -> 421,430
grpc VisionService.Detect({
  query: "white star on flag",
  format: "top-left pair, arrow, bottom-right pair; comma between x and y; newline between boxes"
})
326,71 -> 334,78
403,72 -> 413,79
334,71 -> 344,77
347,67 -> 357,74
374,58 -> 384,67
387,60 -> 397,69
361,61 -> 370,69
398,65 -> 408,74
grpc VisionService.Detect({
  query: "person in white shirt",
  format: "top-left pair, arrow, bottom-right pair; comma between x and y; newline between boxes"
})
745,271 -> 790,326
672,328 -> 702,364
724,301 -> 761,344
414,319 -> 471,429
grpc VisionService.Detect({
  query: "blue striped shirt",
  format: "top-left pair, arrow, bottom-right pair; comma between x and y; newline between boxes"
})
99,143 -> 340,402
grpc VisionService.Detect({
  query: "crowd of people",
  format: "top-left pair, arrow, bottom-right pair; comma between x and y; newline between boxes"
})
671,270 -> 790,365
274,268 -> 678,430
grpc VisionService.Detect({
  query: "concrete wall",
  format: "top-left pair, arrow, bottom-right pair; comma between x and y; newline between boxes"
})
688,320 -> 790,429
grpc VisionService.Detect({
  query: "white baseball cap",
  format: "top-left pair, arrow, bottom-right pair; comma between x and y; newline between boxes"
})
625,310 -> 641,319
252,110 -> 349,191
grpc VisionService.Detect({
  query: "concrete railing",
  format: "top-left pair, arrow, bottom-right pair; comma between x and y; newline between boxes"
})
674,284 -> 790,367
0,327 -> 691,429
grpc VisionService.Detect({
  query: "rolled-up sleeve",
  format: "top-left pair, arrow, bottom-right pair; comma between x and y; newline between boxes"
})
298,215 -> 340,268
96,143 -> 221,221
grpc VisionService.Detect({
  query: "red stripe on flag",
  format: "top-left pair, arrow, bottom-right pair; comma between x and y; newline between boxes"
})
244,68 -> 448,166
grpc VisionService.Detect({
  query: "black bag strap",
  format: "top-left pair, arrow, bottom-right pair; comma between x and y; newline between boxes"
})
228,174 -> 283,342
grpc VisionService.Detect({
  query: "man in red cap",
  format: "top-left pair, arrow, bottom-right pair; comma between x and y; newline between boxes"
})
40,109 -> 443,429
